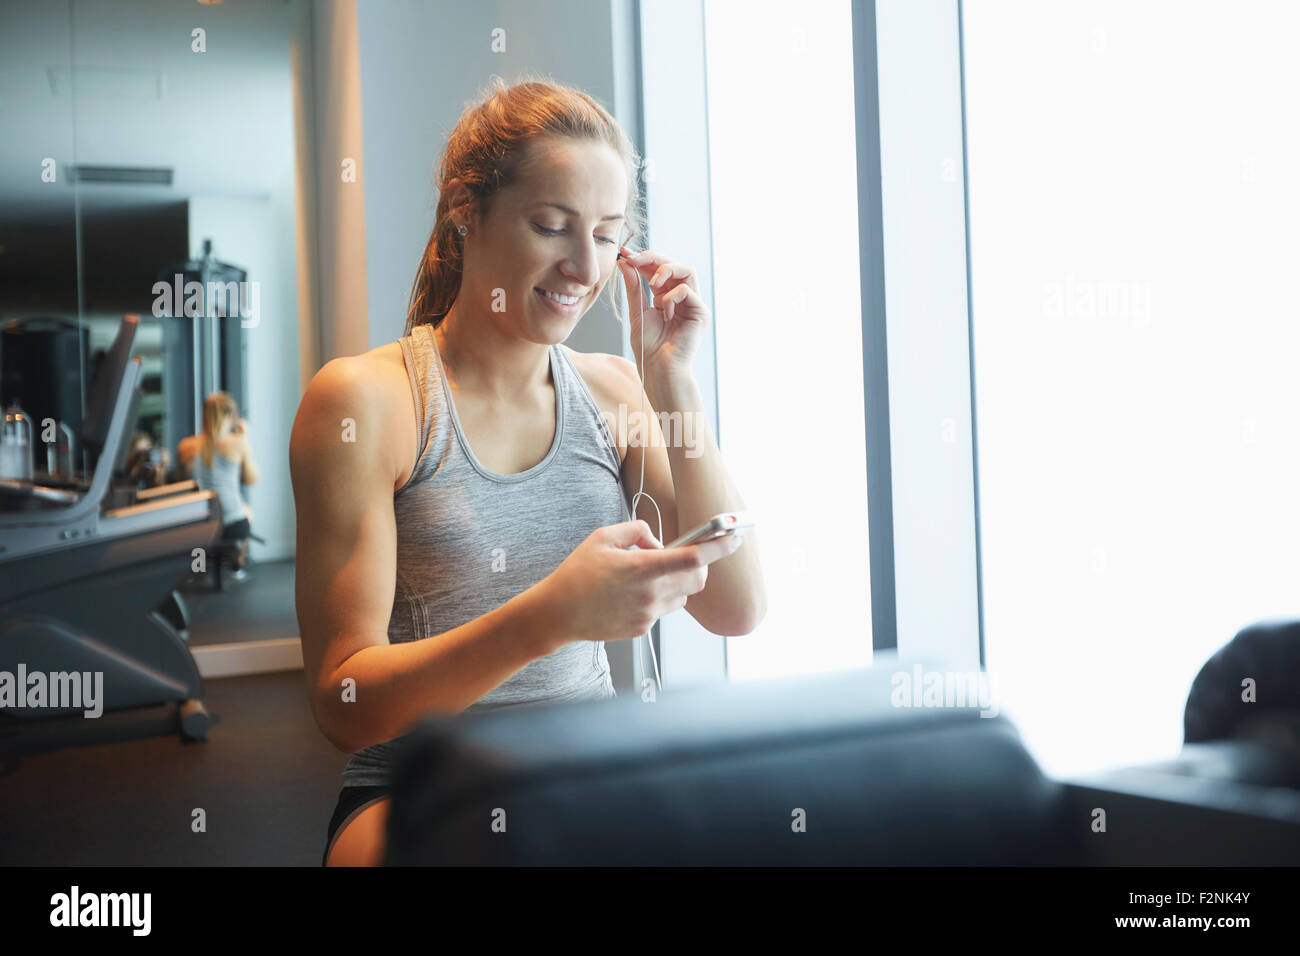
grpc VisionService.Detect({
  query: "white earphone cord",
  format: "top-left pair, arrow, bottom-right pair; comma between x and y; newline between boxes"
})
623,254 -> 664,695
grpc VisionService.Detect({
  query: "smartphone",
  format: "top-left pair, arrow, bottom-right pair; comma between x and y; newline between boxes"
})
666,511 -> 754,549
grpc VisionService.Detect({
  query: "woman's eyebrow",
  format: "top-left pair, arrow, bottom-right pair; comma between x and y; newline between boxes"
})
534,201 -> 625,222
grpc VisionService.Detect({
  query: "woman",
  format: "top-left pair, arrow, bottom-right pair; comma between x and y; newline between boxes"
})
179,392 -> 260,573
290,77 -> 766,867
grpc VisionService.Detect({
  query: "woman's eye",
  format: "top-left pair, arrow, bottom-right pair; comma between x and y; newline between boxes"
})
532,223 -> 619,245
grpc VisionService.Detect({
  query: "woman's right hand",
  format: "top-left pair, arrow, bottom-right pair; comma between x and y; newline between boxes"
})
537,519 -> 743,646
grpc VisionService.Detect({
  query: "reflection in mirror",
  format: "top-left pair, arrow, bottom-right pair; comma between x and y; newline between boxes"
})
0,0 -> 300,655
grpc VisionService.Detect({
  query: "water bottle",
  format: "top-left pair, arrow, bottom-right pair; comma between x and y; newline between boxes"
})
0,402 -> 34,481
44,420 -> 76,478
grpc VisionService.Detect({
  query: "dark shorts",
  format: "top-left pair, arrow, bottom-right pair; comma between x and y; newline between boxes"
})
322,784 -> 392,866
221,517 -> 251,541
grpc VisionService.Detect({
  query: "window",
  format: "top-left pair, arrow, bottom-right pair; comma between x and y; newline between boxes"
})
962,0 -> 1300,776
704,0 -> 871,681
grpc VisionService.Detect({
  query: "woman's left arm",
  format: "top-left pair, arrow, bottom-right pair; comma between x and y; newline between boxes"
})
646,370 -> 766,636
616,247 -> 767,637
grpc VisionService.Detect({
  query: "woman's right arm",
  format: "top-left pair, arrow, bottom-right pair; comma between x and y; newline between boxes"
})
289,357 -> 567,755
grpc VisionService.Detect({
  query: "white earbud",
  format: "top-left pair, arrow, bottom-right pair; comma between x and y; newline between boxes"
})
619,253 -> 665,696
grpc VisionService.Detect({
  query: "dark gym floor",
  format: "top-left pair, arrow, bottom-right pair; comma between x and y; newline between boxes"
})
181,557 -> 299,646
0,558 -> 348,866
0,669 -> 348,866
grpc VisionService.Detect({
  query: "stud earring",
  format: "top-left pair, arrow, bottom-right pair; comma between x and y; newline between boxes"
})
456,224 -> 468,237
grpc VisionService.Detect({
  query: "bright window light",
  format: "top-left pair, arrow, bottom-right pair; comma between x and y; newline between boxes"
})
703,0 -> 871,681
963,0 -> 1300,777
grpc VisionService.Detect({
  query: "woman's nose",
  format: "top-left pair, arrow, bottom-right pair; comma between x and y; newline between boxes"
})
562,247 -> 604,285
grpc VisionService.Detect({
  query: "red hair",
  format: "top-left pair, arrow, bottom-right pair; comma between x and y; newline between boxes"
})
403,75 -> 648,335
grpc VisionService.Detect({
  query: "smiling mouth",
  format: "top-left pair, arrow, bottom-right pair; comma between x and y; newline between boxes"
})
535,287 -> 584,305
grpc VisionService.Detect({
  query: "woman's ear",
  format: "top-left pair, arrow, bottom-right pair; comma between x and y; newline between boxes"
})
442,178 -> 479,233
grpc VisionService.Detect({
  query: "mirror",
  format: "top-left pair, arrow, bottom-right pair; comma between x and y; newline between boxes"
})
0,0 -> 302,649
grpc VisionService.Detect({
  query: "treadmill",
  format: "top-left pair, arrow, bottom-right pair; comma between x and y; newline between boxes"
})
0,314 -> 220,739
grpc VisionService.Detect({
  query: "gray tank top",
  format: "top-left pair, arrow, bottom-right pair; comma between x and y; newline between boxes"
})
190,441 -> 247,526
340,322 -> 626,787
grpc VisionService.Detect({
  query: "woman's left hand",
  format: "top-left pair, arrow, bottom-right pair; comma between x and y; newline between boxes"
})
617,245 -> 711,381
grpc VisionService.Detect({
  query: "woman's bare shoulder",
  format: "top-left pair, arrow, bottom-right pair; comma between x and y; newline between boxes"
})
293,341 -> 417,487
302,342 -> 409,409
